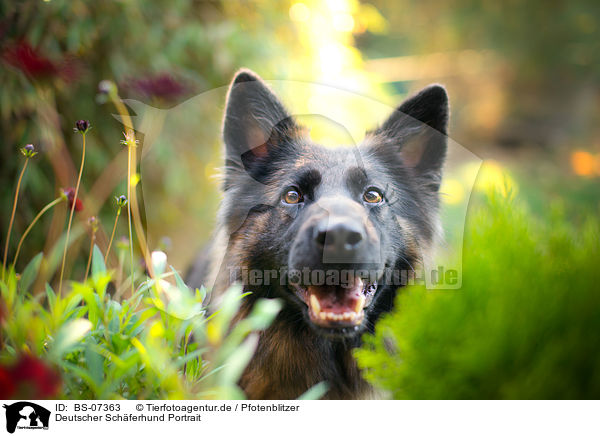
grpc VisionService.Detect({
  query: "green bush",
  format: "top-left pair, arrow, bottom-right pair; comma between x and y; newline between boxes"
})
356,192 -> 600,399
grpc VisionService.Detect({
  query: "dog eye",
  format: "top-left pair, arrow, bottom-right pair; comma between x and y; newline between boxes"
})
363,188 -> 384,204
282,188 -> 303,204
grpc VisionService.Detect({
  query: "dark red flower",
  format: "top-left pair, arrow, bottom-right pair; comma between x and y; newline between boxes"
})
74,119 -> 91,134
0,355 -> 61,400
123,73 -> 191,103
0,366 -> 15,399
2,40 -> 82,82
2,41 -> 58,79
62,188 -> 83,212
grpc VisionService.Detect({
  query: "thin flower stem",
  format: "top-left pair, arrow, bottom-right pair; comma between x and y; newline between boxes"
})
104,208 -> 121,263
127,138 -> 158,292
83,232 -> 95,283
127,145 -> 134,296
12,196 -> 64,269
59,133 -> 86,295
109,93 -> 155,293
2,159 -> 29,281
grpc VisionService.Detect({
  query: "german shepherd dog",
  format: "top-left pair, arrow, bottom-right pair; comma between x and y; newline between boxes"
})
188,69 -> 449,399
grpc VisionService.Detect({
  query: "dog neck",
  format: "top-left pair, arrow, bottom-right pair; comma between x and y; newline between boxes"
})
236,301 -> 374,400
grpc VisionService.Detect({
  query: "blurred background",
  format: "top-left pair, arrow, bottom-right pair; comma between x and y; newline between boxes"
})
1,0 -> 599,276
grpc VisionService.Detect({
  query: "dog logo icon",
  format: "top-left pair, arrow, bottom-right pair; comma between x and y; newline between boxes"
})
3,402 -> 50,433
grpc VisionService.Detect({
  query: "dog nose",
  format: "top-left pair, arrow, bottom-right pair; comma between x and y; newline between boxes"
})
314,220 -> 365,252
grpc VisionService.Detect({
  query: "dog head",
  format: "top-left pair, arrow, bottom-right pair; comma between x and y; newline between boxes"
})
219,69 -> 448,338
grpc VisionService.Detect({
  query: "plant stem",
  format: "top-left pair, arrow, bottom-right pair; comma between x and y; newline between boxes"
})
59,133 -> 86,295
12,196 -> 64,269
127,142 -> 134,296
109,92 -> 155,293
104,208 -> 121,263
83,232 -> 95,283
2,159 -> 29,281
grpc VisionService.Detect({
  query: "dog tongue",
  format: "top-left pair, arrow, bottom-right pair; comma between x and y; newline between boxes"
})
307,277 -> 366,326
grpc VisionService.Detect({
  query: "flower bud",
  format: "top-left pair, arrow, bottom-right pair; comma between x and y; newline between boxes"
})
20,144 -> 38,158
74,119 -> 91,134
120,130 -> 139,147
115,195 -> 128,208
98,80 -> 117,95
88,216 -> 99,232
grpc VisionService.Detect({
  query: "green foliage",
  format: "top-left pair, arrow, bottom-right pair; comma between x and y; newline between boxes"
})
356,192 -> 600,399
1,246 -> 282,399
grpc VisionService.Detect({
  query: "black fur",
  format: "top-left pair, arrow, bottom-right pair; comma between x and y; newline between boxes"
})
188,69 -> 449,399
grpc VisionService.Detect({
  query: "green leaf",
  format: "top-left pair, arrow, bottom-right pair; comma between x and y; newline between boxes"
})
170,266 -> 191,294
246,298 -> 282,331
63,293 -> 84,319
111,333 -> 129,355
19,252 -> 43,292
0,267 -> 17,306
174,347 -> 208,368
45,283 -> 56,312
72,282 -> 98,326
60,361 -> 98,390
94,273 -> 111,301
107,300 -> 122,333
197,286 -> 207,303
85,337 -> 104,388
212,284 -> 244,339
91,244 -> 106,278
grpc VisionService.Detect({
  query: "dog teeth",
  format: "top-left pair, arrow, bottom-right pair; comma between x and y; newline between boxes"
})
309,294 -> 321,316
317,311 -> 360,321
309,294 -> 365,324
354,295 -> 366,314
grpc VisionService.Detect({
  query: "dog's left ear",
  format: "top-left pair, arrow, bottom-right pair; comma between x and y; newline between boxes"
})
373,85 -> 449,190
223,69 -> 298,171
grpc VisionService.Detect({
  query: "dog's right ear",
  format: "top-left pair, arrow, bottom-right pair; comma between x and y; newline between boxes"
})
223,69 -> 297,171
370,85 -> 449,192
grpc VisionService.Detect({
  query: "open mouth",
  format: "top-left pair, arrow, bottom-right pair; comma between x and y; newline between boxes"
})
292,276 -> 378,329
